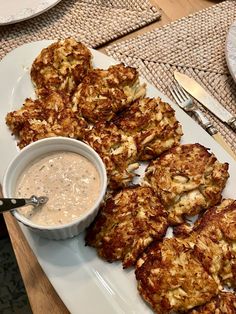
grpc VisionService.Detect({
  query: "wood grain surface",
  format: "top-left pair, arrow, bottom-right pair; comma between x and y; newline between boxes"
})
2,1 -> 221,313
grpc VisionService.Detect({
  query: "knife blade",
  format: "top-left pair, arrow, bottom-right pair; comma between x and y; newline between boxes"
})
174,71 -> 236,132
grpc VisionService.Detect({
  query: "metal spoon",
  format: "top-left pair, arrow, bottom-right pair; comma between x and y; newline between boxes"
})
0,195 -> 48,213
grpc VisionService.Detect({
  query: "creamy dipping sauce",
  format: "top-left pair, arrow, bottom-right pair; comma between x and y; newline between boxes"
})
16,152 -> 101,226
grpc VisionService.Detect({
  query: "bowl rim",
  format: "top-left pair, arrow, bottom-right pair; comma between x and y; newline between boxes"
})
2,137 -> 107,231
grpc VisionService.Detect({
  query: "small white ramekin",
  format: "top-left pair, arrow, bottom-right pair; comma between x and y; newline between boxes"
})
3,137 -> 107,240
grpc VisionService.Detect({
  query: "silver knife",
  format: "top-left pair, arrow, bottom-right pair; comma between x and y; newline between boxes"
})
174,71 -> 236,132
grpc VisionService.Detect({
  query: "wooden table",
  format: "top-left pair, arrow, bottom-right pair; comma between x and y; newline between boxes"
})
3,1 -> 223,313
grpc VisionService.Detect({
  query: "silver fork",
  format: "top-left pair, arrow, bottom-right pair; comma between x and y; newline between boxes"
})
169,82 -> 236,159
169,82 -> 217,135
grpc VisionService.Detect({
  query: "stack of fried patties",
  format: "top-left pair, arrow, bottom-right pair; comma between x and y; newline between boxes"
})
6,37 -> 182,190
5,38 -> 235,313
86,143 -> 234,313
136,199 -> 236,314
6,38 -> 91,148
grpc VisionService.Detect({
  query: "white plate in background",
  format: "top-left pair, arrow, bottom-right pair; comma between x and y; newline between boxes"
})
225,20 -> 236,83
0,0 -> 61,25
0,41 -> 236,314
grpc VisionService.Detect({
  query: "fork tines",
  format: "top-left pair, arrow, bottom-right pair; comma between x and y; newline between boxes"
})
169,82 -> 190,105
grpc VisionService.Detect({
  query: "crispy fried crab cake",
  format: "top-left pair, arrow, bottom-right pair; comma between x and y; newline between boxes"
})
5,92 -> 88,148
85,186 -> 168,268
113,97 -> 183,160
187,292 -> 236,314
142,144 -> 229,224
135,237 -> 219,314
135,200 -> 236,314
175,199 -> 236,290
84,122 -> 139,189
72,63 -> 146,122
31,38 -> 92,97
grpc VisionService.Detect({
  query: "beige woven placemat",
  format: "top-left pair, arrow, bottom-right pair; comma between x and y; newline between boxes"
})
0,0 -> 161,59
106,0 -> 236,153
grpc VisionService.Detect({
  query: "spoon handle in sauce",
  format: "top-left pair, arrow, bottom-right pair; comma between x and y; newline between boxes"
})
0,195 -> 48,213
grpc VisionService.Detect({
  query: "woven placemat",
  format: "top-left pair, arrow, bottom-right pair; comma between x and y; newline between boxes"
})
0,0 -> 161,59
106,0 -> 236,153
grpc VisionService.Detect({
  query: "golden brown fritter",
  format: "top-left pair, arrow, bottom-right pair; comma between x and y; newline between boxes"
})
135,199 -> 236,314
142,144 -> 229,224
187,199 -> 236,289
174,199 -> 236,307
84,121 -> 139,189
135,237 -> 219,314
72,63 -> 146,123
187,292 -> 236,314
85,186 -> 168,268
31,38 -> 92,97
113,97 -> 183,160
6,92 -> 88,148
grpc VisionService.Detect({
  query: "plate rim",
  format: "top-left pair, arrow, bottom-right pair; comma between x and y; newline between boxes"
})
0,0 -> 61,25
225,19 -> 236,83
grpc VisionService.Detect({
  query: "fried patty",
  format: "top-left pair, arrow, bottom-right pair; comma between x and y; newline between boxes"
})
6,92 -> 88,148
185,199 -> 236,289
31,38 -> 92,97
135,199 -> 236,314
142,144 -> 229,224
113,97 -> 183,160
187,292 -> 236,314
72,63 -> 146,123
85,186 -> 168,268
135,237 -> 219,314
84,121 -> 139,189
